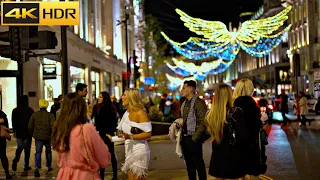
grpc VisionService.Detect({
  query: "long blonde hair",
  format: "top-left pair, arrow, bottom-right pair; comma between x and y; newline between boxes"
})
206,84 -> 233,144
233,78 -> 254,100
125,88 -> 145,112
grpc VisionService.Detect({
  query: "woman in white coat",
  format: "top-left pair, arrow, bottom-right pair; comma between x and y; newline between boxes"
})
298,91 -> 310,127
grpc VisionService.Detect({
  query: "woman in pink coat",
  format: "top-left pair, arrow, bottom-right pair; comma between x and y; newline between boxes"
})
52,93 -> 111,180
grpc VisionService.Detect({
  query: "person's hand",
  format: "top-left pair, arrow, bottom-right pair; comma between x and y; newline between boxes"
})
0,118 -> 4,123
123,133 -> 131,140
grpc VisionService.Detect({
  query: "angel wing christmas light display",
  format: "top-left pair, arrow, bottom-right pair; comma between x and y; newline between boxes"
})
161,6 -> 292,60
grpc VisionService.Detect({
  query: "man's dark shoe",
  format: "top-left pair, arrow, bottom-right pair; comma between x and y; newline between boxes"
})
6,173 -> 12,179
34,169 -> 40,177
12,160 -> 17,171
24,166 -> 32,171
48,167 -> 53,172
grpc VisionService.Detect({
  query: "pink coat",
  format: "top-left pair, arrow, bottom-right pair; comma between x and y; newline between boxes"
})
57,123 -> 111,180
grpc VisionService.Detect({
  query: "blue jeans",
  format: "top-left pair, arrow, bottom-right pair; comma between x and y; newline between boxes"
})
35,140 -> 52,169
13,137 -> 32,167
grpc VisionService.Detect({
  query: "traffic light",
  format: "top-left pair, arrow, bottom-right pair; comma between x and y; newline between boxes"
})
20,27 -> 58,50
0,27 -> 22,61
134,64 -> 141,80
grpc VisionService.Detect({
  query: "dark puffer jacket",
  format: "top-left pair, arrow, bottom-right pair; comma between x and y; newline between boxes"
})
28,109 -> 55,141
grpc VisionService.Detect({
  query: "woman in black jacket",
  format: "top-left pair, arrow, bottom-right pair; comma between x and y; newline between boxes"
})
92,91 -> 118,180
206,84 -> 248,179
233,78 -> 267,179
0,110 -> 12,179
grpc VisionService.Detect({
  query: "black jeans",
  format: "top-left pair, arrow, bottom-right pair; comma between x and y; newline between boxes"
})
181,136 -> 207,180
0,140 -> 9,174
99,134 -> 117,179
281,111 -> 289,124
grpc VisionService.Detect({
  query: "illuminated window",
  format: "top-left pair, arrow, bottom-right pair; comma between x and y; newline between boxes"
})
91,69 -> 100,100
70,62 -> 85,92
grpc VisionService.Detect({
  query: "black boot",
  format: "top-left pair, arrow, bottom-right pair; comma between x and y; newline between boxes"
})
6,173 -> 12,179
34,169 -> 40,177
12,160 -> 17,171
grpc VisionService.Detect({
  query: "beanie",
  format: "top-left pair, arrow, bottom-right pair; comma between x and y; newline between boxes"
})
39,99 -> 49,109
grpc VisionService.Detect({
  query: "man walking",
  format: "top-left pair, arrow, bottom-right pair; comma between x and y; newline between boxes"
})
28,99 -> 55,177
180,80 -> 209,180
12,95 -> 34,172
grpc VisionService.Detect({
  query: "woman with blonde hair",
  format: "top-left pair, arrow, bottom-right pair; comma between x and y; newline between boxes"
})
107,88 -> 152,180
52,93 -> 111,180
207,84 -> 247,179
233,78 -> 267,178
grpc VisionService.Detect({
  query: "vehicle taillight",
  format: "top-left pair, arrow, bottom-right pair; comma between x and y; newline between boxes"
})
268,104 -> 273,110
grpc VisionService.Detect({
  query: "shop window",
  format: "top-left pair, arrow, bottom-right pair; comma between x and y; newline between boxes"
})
91,69 -> 100,101
70,62 -> 85,92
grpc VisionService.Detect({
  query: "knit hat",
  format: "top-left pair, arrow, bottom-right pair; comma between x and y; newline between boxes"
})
39,99 -> 49,108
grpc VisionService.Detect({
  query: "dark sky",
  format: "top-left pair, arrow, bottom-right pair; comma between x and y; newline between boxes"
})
144,0 -> 264,42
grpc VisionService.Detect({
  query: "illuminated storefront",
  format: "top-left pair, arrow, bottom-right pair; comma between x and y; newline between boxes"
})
0,58 -> 18,128
91,68 -> 100,101
43,58 -> 62,110
114,74 -> 122,100
70,61 -> 86,92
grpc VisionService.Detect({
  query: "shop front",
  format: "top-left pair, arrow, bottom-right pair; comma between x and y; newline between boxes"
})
70,61 -> 86,92
114,74 -> 122,100
43,58 -> 62,110
0,58 -> 19,128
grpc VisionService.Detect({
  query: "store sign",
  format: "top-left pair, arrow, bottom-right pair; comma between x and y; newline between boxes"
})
144,77 -> 155,85
314,68 -> 320,91
43,64 -> 56,79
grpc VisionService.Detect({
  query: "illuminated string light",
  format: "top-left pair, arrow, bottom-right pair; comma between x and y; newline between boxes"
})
162,6 -> 292,60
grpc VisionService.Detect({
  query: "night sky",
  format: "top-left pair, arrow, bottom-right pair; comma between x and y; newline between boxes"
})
144,0 -> 264,42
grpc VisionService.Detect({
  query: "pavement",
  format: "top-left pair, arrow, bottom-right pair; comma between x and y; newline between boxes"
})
1,113 -> 320,179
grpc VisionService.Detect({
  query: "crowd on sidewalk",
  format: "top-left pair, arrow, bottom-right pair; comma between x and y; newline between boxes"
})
0,78 -> 314,180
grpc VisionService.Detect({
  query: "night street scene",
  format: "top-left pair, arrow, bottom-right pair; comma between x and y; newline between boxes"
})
0,0 -> 320,179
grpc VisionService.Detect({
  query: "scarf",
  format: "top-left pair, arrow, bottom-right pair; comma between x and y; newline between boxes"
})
181,95 -> 198,135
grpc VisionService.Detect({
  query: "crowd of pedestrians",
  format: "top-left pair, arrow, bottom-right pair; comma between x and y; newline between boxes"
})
0,78 -> 272,180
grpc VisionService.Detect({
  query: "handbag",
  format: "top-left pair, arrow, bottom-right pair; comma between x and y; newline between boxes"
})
130,127 -> 143,134
81,125 -> 95,180
0,125 -> 11,141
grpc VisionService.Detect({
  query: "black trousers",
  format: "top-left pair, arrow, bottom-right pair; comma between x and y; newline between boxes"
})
99,133 -> 117,180
0,140 -> 9,174
181,136 -> 207,180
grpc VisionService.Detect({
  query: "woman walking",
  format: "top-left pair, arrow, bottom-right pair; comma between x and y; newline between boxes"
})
0,110 -> 12,179
92,91 -> 118,180
108,88 -> 152,180
52,93 -> 111,180
298,91 -> 310,127
206,84 -> 247,180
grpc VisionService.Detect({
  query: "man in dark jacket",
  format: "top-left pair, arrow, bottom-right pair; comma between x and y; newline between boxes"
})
180,80 -> 208,180
28,99 -> 55,177
12,95 -> 34,172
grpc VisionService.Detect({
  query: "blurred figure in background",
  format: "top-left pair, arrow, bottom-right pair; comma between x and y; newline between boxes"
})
50,98 -> 60,119
159,93 -> 168,114
12,95 -> 34,172
0,110 -> 12,179
280,90 -> 289,126
171,97 -> 181,119
28,99 -> 55,177
298,91 -> 310,127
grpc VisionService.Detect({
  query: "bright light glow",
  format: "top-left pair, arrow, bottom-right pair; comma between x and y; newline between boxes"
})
162,6 -> 291,61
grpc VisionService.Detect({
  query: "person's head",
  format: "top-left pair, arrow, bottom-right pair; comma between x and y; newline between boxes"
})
233,78 -> 254,100
39,99 -> 49,109
76,83 -> 88,97
51,93 -> 88,152
58,95 -> 63,101
122,88 -> 145,112
298,91 -> 304,98
53,98 -> 59,104
181,80 -> 197,99
206,84 -> 233,144
19,95 -> 29,106
281,90 -> 285,94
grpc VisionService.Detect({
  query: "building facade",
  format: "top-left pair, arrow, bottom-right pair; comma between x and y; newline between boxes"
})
0,0 -> 140,128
